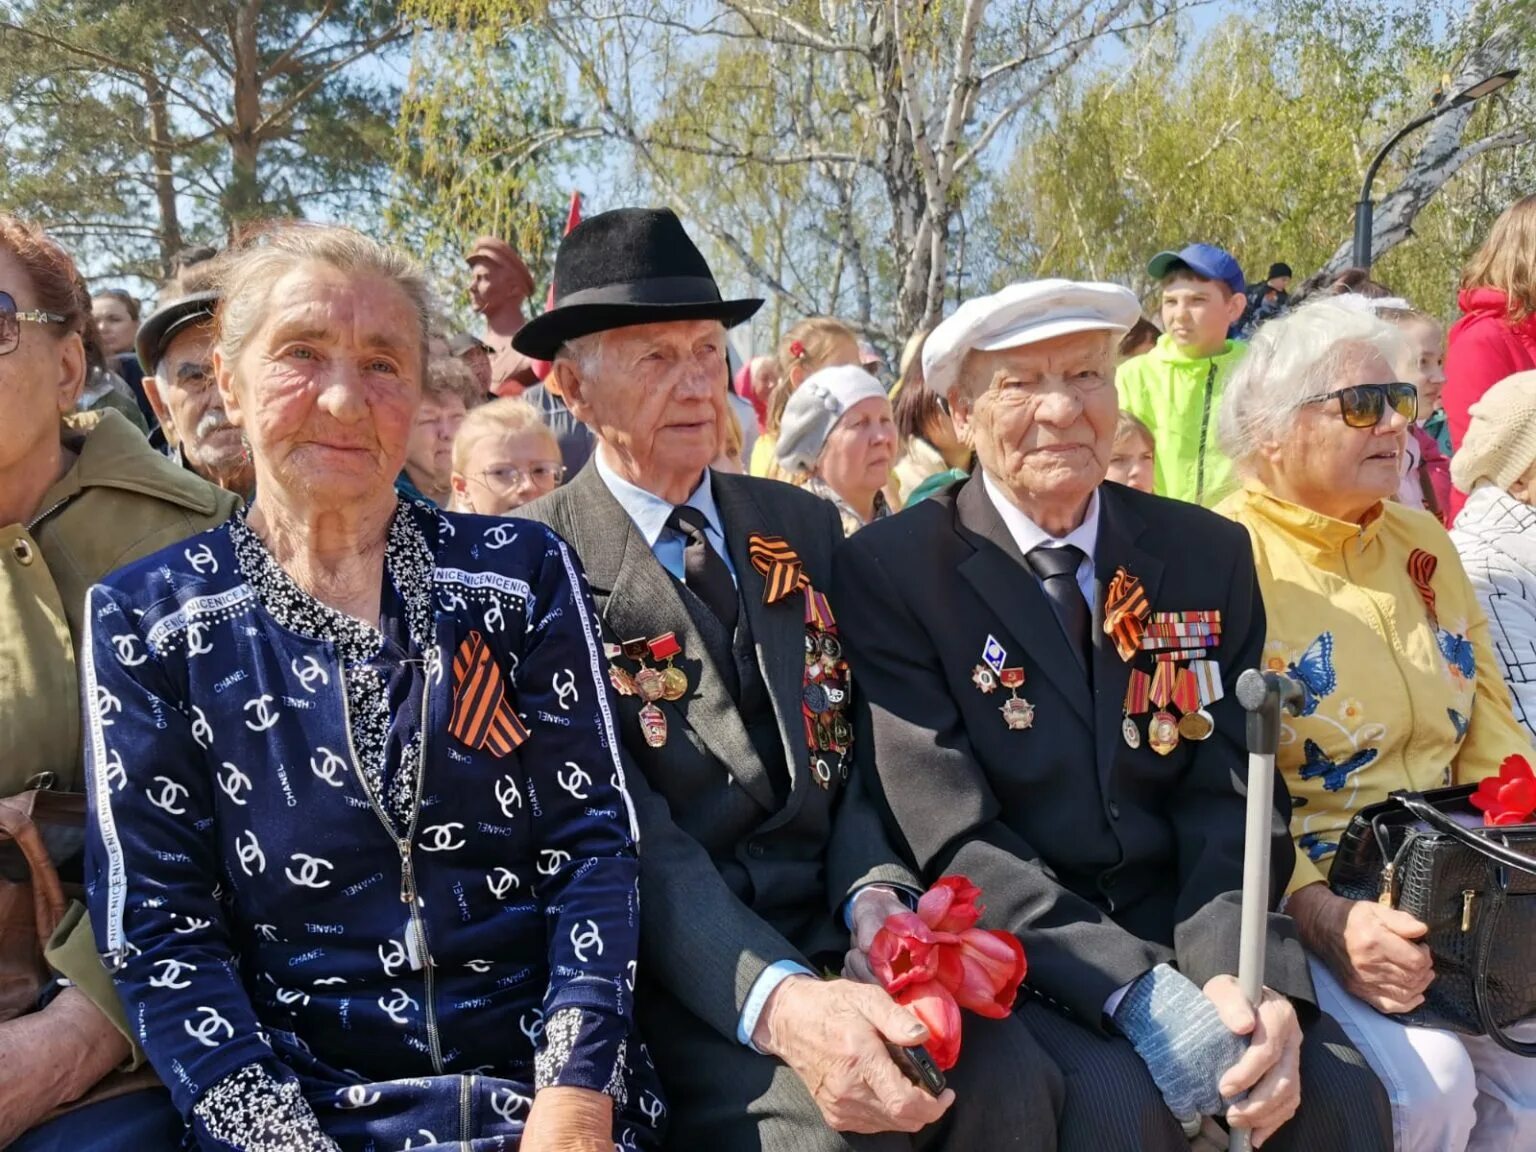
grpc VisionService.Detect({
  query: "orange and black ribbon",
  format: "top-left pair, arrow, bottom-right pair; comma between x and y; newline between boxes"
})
450,630 -> 529,758
1408,548 -> 1439,627
748,532 -> 806,604
1103,567 -> 1151,662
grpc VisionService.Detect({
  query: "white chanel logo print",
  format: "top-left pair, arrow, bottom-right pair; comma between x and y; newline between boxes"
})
419,823 -> 466,852
552,669 -> 579,710
570,919 -> 604,963
148,958 -> 197,989
557,761 -> 591,800
310,748 -> 348,788
291,656 -> 329,692
113,633 -> 147,666
285,853 -> 334,888
183,1006 -> 234,1048
236,830 -> 266,875
184,543 -> 218,574
483,524 -> 517,550
147,775 -> 189,815
244,694 -> 280,731
537,849 -> 570,876
378,987 -> 418,1025
217,762 -> 252,805
494,775 -> 523,818
486,868 -> 520,900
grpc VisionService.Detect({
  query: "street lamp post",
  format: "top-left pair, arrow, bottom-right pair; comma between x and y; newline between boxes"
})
1352,69 -> 1519,269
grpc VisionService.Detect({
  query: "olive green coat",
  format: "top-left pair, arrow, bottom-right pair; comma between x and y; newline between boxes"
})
1,409 -> 237,1057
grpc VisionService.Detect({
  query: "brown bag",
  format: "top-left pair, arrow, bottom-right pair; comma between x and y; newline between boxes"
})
0,789 -> 83,1022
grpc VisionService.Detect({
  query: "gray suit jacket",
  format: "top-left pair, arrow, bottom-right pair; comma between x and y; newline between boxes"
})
518,464 -> 917,1042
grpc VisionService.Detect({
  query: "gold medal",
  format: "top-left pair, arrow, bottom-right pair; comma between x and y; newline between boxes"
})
1177,709 -> 1215,742
1148,711 -> 1180,756
660,665 -> 689,702
634,667 -> 664,702
639,702 -> 668,748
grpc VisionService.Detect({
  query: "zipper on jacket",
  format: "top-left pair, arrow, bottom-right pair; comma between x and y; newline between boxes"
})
1195,362 -> 1217,504
25,495 -> 75,532
337,661 -> 445,1074
459,1073 -> 474,1149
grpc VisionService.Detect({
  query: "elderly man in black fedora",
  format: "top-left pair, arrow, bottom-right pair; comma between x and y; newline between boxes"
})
514,208 -> 1062,1152
832,279 -> 1392,1152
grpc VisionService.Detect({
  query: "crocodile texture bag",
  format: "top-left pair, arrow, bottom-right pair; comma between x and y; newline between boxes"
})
1329,785 -> 1536,1056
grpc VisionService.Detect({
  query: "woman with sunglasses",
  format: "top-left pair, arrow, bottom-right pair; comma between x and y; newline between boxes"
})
1217,300 -> 1536,1152
0,215 -> 239,1150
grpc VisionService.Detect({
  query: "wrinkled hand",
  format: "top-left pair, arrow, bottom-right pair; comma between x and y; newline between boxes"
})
1292,884 -> 1433,1013
521,1086 -> 613,1152
1204,977 -> 1302,1148
0,988 -> 129,1147
843,887 -> 911,985
753,974 -> 955,1133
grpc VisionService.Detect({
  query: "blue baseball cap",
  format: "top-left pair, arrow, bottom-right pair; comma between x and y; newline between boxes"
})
1146,244 -> 1245,296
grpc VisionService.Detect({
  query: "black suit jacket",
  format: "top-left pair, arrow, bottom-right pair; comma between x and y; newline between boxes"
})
518,464 -> 918,1042
832,475 -> 1311,1031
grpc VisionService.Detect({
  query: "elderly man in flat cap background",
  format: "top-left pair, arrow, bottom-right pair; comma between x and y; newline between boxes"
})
467,234 -> 540,394
517,206 -> 1062,1152
136,264 -> 254,500
832,279 -> 1393,1152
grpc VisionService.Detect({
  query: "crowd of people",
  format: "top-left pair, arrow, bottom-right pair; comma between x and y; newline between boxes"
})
5,190 -> 1536,1152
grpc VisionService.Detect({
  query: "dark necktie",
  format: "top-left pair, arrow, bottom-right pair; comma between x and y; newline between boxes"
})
1025,544 -> 1090,672
667,505 -> 739,631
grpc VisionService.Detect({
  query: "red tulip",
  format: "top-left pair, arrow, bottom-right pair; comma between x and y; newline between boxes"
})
950,929 -> 1027,1018
917,875 -> 983,934
1471,755 -> 1536,827
894,979 -> 963,1071
869,912 -> 945,993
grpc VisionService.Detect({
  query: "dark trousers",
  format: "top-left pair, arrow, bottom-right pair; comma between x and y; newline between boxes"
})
641,986 -> 1062,1152
12,1088 -> 185,1152
1015,999 -> 1392,1152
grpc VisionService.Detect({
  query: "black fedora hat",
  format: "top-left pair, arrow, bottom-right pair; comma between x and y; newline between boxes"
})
512,207 -> 763,361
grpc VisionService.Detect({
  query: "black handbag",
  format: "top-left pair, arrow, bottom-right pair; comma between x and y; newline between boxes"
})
1328,784 -> 1536,1056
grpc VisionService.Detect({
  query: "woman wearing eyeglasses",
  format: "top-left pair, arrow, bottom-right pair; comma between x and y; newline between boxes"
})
449,396 -> 566,514
0,215 -> 239,1149
1217,300 -> 1536,1152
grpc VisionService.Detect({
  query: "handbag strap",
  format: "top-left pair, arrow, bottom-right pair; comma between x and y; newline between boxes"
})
1390,790 -> 1536,876
1472,884 -> 1536,1057
0,793 -> 69,941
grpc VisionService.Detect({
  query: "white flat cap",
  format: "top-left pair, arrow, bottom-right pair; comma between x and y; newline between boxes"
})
922,279 -> 1143,399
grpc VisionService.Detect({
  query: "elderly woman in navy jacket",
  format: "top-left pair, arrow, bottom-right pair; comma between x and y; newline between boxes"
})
80,223 -> 663,1152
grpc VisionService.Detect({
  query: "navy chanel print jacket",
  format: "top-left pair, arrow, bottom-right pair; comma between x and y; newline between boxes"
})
81,501 -> 665,1150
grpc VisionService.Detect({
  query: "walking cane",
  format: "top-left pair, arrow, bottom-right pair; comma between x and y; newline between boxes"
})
1229,670 -> 1304,1152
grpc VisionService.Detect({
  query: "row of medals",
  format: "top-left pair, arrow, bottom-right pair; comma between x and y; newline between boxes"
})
606,633 -> 686,748
1122,613 -> 1223,756
805,628 -> 854,763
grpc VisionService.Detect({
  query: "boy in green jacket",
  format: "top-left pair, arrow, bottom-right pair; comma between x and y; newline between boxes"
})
1116,243 -> 1248,506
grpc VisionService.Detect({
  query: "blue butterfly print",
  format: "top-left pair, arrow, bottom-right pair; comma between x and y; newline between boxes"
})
1286,633 -> 1337,717
1438,630 -> 1476,681
1448,708 -> 1469,740
1298,738 -> 1378,792
1298,832 -> 1338,862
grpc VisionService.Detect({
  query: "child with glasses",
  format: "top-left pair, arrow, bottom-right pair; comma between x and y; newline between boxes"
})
449,396 -> 566,515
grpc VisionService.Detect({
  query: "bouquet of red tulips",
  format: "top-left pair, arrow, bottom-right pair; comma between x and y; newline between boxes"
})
867,876 -> 1027,1070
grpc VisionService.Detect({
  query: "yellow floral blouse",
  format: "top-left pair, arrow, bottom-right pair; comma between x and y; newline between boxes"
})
1218,483 -> 1533,893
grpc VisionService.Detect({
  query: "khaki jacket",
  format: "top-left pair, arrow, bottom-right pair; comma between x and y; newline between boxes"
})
1,409 -> 237,1056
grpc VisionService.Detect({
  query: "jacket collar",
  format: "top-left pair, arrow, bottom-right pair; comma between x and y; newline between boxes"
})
1232,481 -> 1385,562
1149,331 -> 1244,367
38,410 -> 227,525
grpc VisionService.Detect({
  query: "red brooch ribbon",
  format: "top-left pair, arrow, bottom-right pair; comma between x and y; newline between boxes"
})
868,876 -> 1027,1071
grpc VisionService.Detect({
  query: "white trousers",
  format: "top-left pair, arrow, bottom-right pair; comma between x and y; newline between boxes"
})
1310,955 -> 1536,1151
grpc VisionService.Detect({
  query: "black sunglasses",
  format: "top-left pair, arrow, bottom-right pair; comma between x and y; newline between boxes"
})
0,290 -> 68,357
1302,382 -> 1418,429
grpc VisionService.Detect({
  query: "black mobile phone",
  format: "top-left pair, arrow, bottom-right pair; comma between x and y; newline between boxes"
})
887,1042 -> 947,1097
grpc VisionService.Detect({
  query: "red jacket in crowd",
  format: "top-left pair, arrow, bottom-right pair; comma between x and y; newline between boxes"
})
1444,287 -> 1536,518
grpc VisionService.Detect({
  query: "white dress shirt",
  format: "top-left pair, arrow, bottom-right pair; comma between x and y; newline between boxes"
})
982,470 -> 1100,605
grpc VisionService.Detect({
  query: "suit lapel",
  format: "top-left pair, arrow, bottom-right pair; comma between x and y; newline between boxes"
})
953,475 -> 1094,729
1090,484 -> 1165,791
557,467 -> 780,812
714,472 -> 808,810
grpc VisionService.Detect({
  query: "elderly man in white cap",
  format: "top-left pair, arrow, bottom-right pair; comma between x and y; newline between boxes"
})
832,280 -> 1392,1152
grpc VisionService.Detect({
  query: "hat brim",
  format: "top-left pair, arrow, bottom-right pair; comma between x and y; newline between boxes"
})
135,292 -> 220,373
511,297 -> 763,361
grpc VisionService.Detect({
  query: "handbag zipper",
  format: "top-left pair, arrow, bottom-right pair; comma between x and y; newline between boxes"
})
1377,861 -> 1395,906
1462,889 -> 1478,932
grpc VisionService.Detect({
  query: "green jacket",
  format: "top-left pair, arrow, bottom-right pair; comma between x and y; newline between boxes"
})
1115,334 -> 1247,507
1,409 -> 238,1060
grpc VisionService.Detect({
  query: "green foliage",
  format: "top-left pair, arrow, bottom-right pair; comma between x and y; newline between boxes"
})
987,1 -> 1533,316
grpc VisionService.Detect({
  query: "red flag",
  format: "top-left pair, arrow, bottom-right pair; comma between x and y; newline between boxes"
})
530,191 -> 583,383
